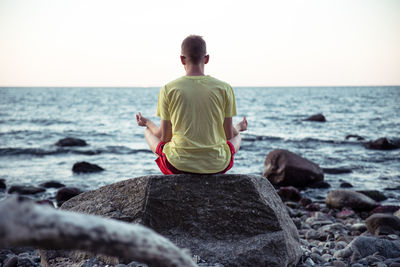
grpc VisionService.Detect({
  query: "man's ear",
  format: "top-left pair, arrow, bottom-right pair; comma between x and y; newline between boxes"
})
204,54 -> 210,64
180,56 -> 186,65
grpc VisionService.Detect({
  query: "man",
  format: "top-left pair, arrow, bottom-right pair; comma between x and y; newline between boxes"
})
136,35 -> 247,174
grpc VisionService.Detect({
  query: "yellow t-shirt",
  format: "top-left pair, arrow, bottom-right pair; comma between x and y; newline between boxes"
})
156,75 -> 237,173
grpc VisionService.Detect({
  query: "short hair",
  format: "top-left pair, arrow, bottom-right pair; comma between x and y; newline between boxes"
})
181,35 -> 207,65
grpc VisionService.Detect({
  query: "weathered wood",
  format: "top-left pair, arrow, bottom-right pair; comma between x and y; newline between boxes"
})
0,196 -> 196,267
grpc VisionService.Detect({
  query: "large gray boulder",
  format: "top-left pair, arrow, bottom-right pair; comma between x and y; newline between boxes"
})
263,149 -> 324,187
48,174 -> 301,267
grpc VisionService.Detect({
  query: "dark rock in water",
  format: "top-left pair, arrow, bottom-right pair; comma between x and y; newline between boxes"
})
56,187 -> 82,207
322,167 -> 352,174
365,213 -> 400,235
0,178 -> 5,189
385,185 -> 400,191
55,137 -> 87,147
8,185 -> 45,195
56,174 -> 302,266
35,199 -> 54,207
345,134 -> 365,141
357,190 -> 387,202
304,113 -> 326,122
364,137 -> 400,150
263,149 -> 324,188
335,236 -> 400,262
309,180 -> 331,189
371,205 -> 400,214
340,182 -> 353,188
72,161 -> 104,173
278,186 -> 302,202
39,181 -> 65,189
326,189 -> 378,211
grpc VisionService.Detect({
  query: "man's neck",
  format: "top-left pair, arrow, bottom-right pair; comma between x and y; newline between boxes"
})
185,64 -> 205,76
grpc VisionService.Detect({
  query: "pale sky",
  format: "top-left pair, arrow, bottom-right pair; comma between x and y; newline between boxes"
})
0,0 -> 399,87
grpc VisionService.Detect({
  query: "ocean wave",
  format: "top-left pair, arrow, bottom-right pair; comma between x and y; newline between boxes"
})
0,146 -> 152,157
242,134 -> 358,145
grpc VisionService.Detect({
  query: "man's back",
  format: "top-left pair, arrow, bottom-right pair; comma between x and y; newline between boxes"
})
157,75 -> 237,173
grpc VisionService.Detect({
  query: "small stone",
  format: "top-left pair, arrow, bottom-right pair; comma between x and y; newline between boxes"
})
56,187 -> 82,207
351,223 -> 367,233
364,137 -> 400,150
332,260 -> 347,267
8,185 -> 45,195
0,178 -> 6,189
306,203 -> 320,211
351,264 -> 364,267
321,253 -> 333,262
365,213 -> 400,235
3,256 -> 18,267
310,253 -> 323,263
115,264 -> 127,267
304,113 -> 326,122
126,262 -> 148,267
335,241 -> 348,250
340,182 -> 353,188
311,247 -> 321,255
357,190 -> 387,202
72,161 -> 104,173
300,198 -> 313,207
39,181 -> 65,189
55,137 -> 87,147
305,257 -> 316,266
336,209 -> 355,219
371,205 -> 400,214
278,186 -> 302,202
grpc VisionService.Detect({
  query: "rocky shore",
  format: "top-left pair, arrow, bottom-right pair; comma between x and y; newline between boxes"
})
0,144 -> 399,267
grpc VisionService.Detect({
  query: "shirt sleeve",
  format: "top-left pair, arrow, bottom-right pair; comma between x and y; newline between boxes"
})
156,86 -> 170,120
224,85 -> 237,118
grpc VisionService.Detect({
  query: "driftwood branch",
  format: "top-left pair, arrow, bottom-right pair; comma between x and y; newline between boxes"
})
0,196 -> 196,267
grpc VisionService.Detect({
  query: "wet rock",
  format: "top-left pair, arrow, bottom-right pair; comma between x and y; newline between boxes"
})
334,236 -> 400,262
308,180 -> 331,189
3,255 -> 18,267
371,205 -> 400,215
396,210 -> 400,218
55,137 -> 87,147
350,223 -> 367,233
365,213 -> 400,235
364,137 -> 400,150
345,135 -> 365,141
8,185 -> 45,195
278,186 -> 302,202
336,209 -> 355,219
57,174 -> 302,266
0,178 -> 6,189
39,181 -> 65,189
322,167 -> 352,174
299,198 -> 312,207
72,161 -> 104,173
332,260 -> 347,267
263,149 -> 324,188
35,199 -> 54,207
357,190 -> 387,202
304,113 -> 326,122
340,182 -> 353,188
326,189 -> 378,211
305,203 -> 320,212
56,187 -> 82,207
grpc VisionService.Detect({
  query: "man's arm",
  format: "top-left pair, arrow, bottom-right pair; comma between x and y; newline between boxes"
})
136,112 -> 172,142
223,117 -> 238,140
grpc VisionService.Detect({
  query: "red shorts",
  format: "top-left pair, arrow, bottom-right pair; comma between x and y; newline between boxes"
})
155,141 -> 235,175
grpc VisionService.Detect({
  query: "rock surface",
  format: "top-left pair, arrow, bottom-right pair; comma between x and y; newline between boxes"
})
326,189 -> 378,211
56,187 -> 83,207
0,179 -> 5,189
7,185 -> 45,195
72,161 -> 104,173
357,190 -> 387,202
39,181 -> 65,189
55,174 -> 302,267
334,236 -> 400,262
322,167 -> 352,174
304,113 -> 326,122
365,213 -> 400,235
263,149 -> 324,187
55,137 -> 87,147
364,137 -> 400,150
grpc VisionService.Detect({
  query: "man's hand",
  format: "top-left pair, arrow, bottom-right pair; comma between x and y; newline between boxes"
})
136,112 -> 148,127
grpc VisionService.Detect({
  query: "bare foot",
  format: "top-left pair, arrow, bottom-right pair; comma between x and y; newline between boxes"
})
235,116 -> 248,132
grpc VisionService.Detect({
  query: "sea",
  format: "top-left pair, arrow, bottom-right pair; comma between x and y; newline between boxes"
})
1,86 -> 399,203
